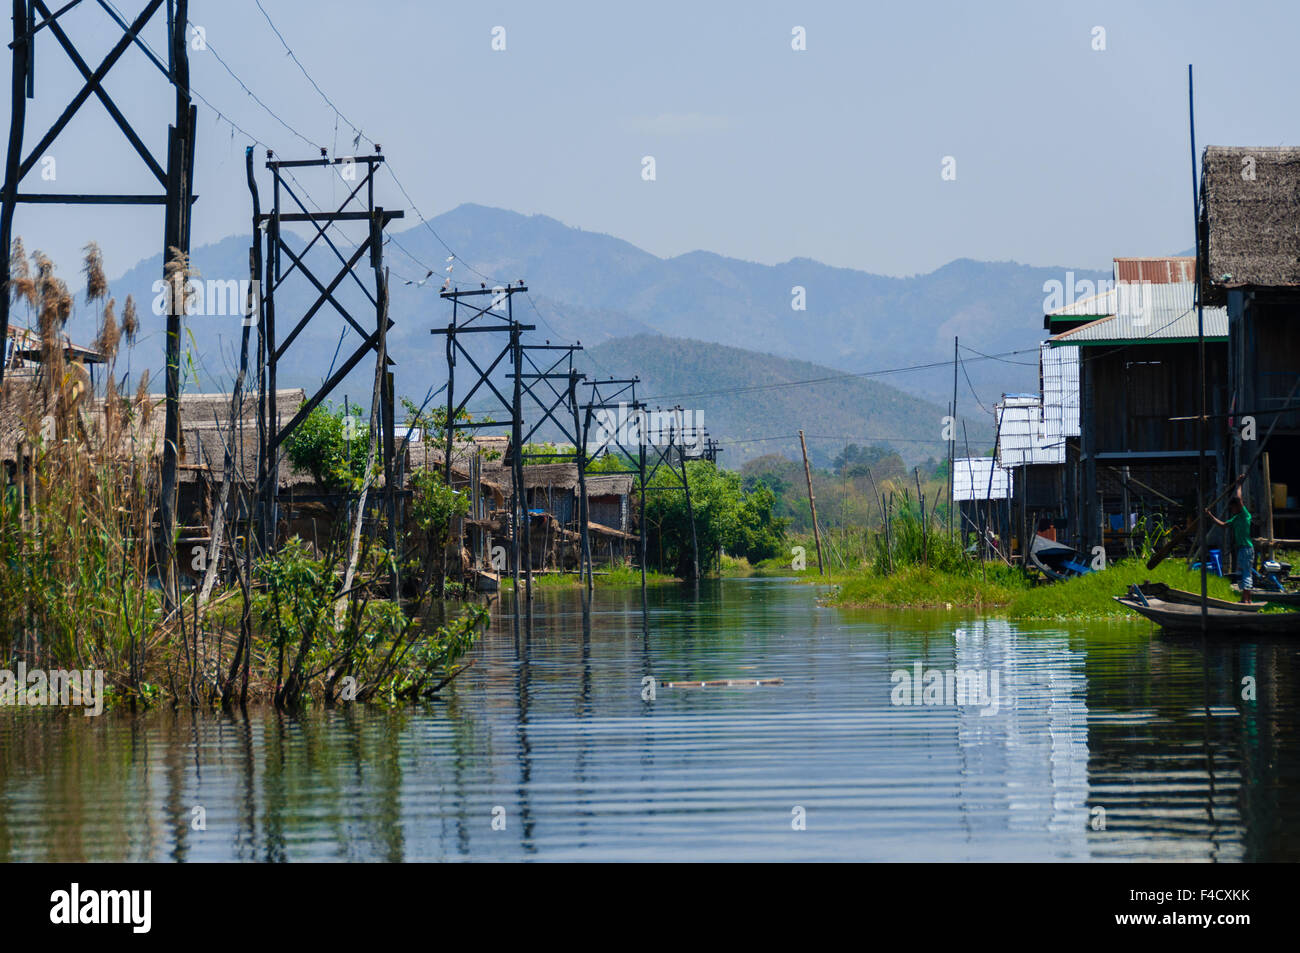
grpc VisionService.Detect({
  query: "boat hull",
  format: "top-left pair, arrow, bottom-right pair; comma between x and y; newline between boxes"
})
1139,582 -> 1261,612
1232,587 -> 1300,606
1115,596 -> 1300,635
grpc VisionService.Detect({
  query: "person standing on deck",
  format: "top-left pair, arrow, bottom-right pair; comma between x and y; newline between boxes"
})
1206,493 -> 1254,603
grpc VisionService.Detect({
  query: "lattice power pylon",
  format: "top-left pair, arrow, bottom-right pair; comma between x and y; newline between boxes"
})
582,391 -> 703,586
431,283 -> 535,607
0,0 -> 198,602
639,404 -> 704,582
580,377 -> 650,593
511,342 -> 589,582
247,148 -> 403,587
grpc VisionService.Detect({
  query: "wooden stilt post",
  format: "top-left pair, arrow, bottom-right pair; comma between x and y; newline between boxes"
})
799,430 -> 824,576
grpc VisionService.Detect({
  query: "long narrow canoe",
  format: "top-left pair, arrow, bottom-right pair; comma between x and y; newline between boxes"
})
1230,586 -> 1300,606
1139,582 -> 1261,612
1115,595 -> 1300,634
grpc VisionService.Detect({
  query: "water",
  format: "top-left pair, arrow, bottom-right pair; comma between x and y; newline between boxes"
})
1,577 -> 1297,861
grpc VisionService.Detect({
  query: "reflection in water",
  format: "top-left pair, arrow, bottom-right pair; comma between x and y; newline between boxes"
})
0,578 -> 1296,861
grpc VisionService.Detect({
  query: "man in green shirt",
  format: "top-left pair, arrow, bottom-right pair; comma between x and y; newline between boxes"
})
1207,495 -> 1254,602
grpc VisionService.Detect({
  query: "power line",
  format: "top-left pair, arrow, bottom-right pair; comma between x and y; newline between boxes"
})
245,0 -> 505,288
725,432 -> 948,446
252,0 -> 369,149
959,343 -> 1039,366
196,26 -> 323,153
959,353 -> 992,416
641,347 -> 1038,402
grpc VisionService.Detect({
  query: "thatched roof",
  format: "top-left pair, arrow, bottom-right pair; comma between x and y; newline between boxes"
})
403,454 -> 510,499
586,472 -> 633,496
0,373 -> 37,459
177,425 -> 314,488
148,388 -> 306,430
404,433 -> 506,470
1201,145 -> 1300,302
588,520 -> 636,540
518,462 -> 579,490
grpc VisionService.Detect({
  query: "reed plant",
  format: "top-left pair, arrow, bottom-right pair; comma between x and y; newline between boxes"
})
1,245 -> 487,709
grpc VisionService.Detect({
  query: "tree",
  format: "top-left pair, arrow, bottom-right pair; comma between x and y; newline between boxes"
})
284,403 -> 372,490
410,467 -> 471,596
832,443 -> 905,480
642,461 -> 788,576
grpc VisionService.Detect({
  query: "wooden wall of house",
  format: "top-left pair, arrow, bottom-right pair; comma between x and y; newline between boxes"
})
1079,341 -> 1228,553
1249,295 -> 1300,431
588,495 -> 625,532
1233,291 -> 1300,544
1086,342 -> 1227,454
527,486 -> 576,524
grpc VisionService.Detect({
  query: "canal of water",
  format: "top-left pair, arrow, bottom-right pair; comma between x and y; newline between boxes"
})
1,577 -> 1296,861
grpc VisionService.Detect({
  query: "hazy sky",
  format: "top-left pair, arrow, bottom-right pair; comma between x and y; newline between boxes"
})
5,0 -> 1299,283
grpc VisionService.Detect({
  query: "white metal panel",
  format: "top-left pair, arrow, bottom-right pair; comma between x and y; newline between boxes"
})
997,395 -> 1064,467
1041,343 -> 1080,439
953,457 -> 1013,501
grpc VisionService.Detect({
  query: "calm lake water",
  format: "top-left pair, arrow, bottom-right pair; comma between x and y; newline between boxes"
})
1,577 -> 1297,861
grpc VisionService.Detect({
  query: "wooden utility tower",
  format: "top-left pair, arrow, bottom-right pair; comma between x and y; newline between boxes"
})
0,0 -> 197,603
432,283 -> 535,608
248,148 -> 403,591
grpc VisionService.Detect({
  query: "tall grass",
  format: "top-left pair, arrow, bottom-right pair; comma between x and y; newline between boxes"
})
868,491 -> 969,575
1,244 -> 161,702
2,245 -> 487,710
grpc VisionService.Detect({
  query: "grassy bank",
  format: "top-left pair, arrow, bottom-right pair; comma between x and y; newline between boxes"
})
832,563 -> 1027,609
823,557 -> 1246,620
501,566 -> 680,589
1006,559 -> 1239,620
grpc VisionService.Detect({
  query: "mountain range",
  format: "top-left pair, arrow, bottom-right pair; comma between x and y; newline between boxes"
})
54,203 -> 1109,467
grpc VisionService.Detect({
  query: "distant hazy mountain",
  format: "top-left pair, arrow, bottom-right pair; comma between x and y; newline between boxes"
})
67,202 -> 1099,464
583,334 -> 991,468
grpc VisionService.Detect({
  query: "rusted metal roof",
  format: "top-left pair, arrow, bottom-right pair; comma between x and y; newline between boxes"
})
1113,257 -> 1195,284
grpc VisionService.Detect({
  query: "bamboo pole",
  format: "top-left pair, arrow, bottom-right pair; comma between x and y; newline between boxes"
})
799,430 -> 824,576
950,335 -> 958,542
1259,451 -> 1275,562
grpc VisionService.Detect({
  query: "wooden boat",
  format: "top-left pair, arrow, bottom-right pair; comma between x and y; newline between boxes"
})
1138,581 -> 1261,612
1230,586 -> 1300,606
1114,595 -> 1300,634
1028,535 -> 1091,581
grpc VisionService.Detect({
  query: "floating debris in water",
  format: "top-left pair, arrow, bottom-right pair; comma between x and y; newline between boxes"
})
663,678 -> 784,689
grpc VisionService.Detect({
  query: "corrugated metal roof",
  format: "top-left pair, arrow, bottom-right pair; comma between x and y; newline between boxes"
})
1048,280 -> 1226,345
953,457 -> 1013,501
1044,286 -> 1116,319
1113,257 -> 1195,284
1041,343 -> 1080,440
996,395 -> 1064,466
